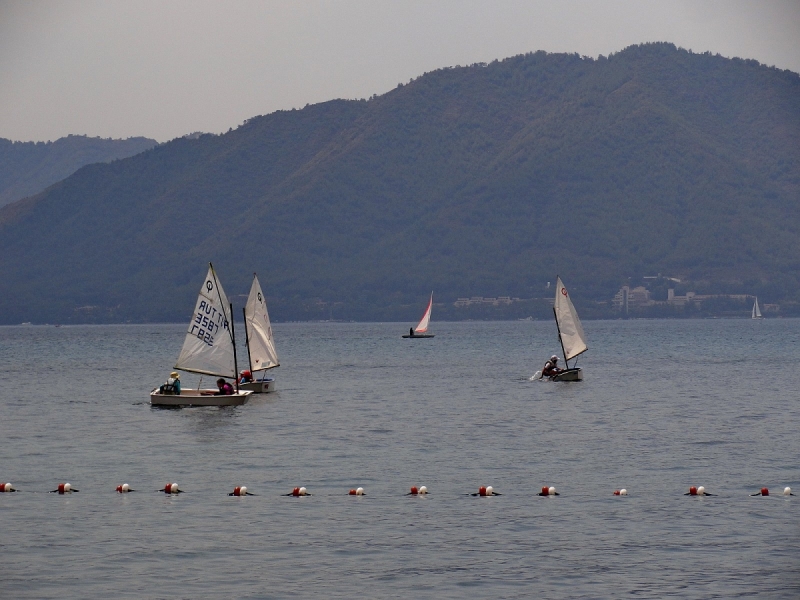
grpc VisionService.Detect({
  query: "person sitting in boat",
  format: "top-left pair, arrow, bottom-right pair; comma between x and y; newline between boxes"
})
541,355 -> 564,379
239,370 -> 253,384
409,327 -> 415,337
159,372 -> 181,395
215,378 -> 234,395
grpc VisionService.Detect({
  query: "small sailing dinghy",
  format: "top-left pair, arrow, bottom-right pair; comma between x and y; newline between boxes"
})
402,292 -> 435,338
240,273 -> 279,393
150,264 -> 252,407
550,276 -> 587,382
752,297 -> 763,319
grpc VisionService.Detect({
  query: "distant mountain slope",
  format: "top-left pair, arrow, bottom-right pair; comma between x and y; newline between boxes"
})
0,43 -> 798,324
0,134 -> 157,207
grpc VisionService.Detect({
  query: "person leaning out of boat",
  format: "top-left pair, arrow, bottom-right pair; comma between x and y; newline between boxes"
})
215,378 -> 234,395
239,370 -> 253,384
159,372 -> 181,395
541,355 -> 564,379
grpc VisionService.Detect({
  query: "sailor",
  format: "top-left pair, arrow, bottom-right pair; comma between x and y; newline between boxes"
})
409,327 -> 414,337
215,378 -> 234,395
239,370 -> 253,384
541,355 -> 563,379
159,372 -> 181,395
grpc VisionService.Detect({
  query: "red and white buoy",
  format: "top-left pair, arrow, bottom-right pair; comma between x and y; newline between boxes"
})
348,487 -> 365,495
56,482 -> 73,494
116,483 -> 130,493
613,488 -> 628,496
0,482 -> 13,492
232,486 -> 247,496
163,482 -> 180,494
290,486 -> 308,497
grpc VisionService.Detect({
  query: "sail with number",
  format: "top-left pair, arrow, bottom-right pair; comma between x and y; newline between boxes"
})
554,276 -> 587,361
244,274 -> 279,371
415,293 -> 433,333
174,264 -> 236,377
752,297 -> 762,319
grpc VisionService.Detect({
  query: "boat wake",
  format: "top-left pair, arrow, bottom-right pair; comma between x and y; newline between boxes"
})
529,370 -> 543,381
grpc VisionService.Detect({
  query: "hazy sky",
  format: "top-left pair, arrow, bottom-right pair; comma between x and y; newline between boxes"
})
1,0 -> 798,142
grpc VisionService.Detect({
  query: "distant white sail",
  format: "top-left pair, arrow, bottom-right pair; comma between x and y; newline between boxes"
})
415,293 -> 433,333
174,265 -> 236,377
245,274 -> 279,371
554,276 -> 587,361
752,297 -> 762,319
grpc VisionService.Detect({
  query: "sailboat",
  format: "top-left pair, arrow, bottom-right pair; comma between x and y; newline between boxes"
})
402,292 -> 435,338
550,276 -> 587,382
150,264 -> 252,407
240,273 -> 280,393
752,297 -> 763,319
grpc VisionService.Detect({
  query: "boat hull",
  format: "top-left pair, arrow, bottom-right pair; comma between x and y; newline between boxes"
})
402,334 -> 435,338
150,389 -> 252,407
552,368 -> 583,382
238,377 -> 276,393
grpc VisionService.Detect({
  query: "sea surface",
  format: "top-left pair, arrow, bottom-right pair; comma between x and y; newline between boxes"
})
0,319 -> 798,598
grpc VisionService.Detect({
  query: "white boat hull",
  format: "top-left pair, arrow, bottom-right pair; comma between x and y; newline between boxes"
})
552,368 -> 583,382
150,389 -> 252,407
238,377 -> 276,393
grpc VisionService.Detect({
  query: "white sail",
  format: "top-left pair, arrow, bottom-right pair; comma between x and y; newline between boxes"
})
554,276 -> 587,361
752,298 -> 762,319
174,265 -> 236,377
415,293 -> 433,333
244,274 -> 279,371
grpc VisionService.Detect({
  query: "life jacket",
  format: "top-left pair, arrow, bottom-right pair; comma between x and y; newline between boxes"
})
161,378 -> 179,394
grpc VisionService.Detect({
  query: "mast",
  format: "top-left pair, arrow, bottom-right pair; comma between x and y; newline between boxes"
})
230,302 -> 239,392
242,306 -> 253,373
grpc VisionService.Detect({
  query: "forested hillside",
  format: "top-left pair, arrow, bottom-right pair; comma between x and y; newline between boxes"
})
0,135 -> 157,207
0,43 -> 798,324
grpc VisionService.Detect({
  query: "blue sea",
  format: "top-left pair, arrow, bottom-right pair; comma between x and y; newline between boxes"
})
1,320 -> 798,598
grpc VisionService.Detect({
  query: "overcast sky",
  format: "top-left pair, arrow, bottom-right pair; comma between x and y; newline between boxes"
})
1,0 -> 798,142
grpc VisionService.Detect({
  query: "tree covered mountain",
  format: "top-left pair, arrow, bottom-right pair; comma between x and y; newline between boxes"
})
0,43 -> 798,324
0,134 -> 157,207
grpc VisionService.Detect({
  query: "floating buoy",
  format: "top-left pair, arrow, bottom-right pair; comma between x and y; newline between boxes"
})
53,482 -> 77,494
299,487 -> 307,496
784,487 -> 793,496
761,487 -> 769,496
289,486 -> 308,497
620,489 -> 628,496
613,490 -> 620,496
356,487 -> 364,495
697,486 -> 706,495
688,486 -> 698,496
540,486 -> 549,496
0,482 -> 14,492
478,486 -> 487,497
548,486 -> 557,496
116,483 -> 131,493
162,483 -> 180,494
230,486 -> 248,497
349,489 -> 356,495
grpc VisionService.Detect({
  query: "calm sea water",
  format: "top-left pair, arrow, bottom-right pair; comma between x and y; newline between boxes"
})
1,320 -> 798,598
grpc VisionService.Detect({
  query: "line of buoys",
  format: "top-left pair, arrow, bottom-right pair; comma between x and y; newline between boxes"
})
2,482 -> 795,497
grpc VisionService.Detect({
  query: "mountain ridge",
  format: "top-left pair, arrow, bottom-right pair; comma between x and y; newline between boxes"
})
1,43 -> 798,324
